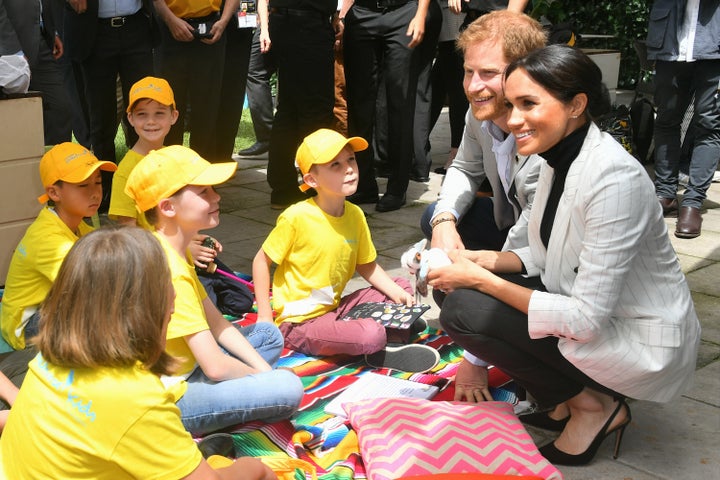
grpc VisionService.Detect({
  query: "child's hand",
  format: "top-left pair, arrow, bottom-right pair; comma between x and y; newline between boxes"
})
190,234 -> 219,269
393,290 -> 415,307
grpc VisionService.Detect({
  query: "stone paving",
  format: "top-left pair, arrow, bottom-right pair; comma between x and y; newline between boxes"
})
213,110 -> 720,479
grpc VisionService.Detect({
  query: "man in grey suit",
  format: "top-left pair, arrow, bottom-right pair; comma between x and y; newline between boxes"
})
420,8 -> 545,253
1,0 -> 71,145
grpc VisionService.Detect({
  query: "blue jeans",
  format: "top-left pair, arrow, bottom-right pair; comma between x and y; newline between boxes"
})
177,322 -> 304,436
654,59 -> 720,209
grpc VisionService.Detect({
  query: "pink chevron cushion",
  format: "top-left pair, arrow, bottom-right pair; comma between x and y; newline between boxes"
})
345,398 -> 563,480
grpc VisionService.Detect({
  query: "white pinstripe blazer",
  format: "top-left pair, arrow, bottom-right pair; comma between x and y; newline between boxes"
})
511,124 -> 701,402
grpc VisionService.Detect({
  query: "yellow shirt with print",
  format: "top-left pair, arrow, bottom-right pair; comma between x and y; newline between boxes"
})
0,354 -> 200,479
109,149 -> 152,230
155,232 -> 210,376
263,198 -> 376,324
0,208 -> 93,350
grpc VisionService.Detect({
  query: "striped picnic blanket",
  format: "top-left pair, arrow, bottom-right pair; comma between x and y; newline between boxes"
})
225,326 -> 517,480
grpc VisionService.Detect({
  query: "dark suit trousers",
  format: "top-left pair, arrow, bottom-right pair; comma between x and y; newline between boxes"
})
30,40 -> 72,145
267,11 -> 335,205
156,20 -> 226,163
81,12 -> 154,163
411,0 -> 441,178
213,26 -> 253,162
344,3 -> 421,197
246,27 -> 275,144
430,40 -> 468,149
438,275 -> 621,407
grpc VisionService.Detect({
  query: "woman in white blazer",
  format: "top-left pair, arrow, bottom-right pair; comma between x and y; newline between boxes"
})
428,45 -> 701,467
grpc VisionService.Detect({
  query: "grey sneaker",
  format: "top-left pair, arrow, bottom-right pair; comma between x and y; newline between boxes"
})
365,344 -> 440,373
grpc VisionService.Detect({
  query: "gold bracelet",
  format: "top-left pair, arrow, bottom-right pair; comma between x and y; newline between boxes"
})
430,216 -> 456,229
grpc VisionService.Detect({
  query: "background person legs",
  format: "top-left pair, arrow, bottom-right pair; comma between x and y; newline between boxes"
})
238,27 -> 275,156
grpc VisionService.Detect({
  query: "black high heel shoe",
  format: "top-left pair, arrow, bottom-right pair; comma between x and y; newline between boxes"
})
519,409 -> 570,432
539,399 -> 631,466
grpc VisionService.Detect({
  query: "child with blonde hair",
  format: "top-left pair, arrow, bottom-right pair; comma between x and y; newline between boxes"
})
253,129 -> 439,373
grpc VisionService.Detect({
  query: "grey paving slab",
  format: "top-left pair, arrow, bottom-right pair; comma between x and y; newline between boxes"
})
207,215 -> 272,244
684,361 -> 720,408
676,253 -> 713,274
667,228 -> 720,262
692,292 -> 720,345
685,262 -> 720,297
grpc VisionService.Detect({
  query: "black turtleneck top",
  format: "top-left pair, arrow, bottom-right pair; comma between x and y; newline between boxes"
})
539,122 -> 591,248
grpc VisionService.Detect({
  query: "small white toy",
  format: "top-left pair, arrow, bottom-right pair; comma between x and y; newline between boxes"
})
400,239 -> 451,298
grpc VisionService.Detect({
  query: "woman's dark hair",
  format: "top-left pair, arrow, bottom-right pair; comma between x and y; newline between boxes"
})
504,44 -> 612,120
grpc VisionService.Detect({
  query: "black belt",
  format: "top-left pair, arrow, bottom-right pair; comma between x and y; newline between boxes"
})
269,7 -> 330,20
98,10 -> 143,28
353,0 -> 411,12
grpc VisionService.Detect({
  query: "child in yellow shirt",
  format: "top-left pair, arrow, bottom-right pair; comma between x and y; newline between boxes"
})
253,129 -> 439,373
0,143 -> 116,350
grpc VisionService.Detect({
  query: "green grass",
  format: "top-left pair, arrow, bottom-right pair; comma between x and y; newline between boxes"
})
114,108 -> 257,160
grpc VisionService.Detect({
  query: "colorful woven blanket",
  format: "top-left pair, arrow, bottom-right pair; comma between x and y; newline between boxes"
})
226,324 -> 516,480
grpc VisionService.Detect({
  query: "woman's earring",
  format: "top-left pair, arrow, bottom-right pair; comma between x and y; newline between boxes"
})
571,115 -> 579,119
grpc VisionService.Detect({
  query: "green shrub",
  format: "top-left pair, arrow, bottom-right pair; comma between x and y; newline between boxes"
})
530,0 -> 652,89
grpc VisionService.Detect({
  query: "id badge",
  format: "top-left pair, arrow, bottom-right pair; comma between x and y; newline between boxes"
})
237,11 -> 257,28
238,1 -> 257,28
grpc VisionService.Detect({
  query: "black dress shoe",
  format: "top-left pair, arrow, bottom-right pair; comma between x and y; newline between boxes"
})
410,173 -> 430,182
675,205 -> 702,238
434,166 -> 447,175
197,433 -> 236,459
347,190 -> 379,204
375,193 -> 406,212
658,196 -> 678,217
237,141 -> 269,156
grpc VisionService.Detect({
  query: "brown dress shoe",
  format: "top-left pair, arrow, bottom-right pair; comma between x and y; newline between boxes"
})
675,206 -> 702,238
658,196 -> 678,217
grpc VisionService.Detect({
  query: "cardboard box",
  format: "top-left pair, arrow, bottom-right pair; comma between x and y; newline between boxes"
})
0,94 -> 44,285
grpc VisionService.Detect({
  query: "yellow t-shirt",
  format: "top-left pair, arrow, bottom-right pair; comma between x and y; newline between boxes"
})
0,208 -> 93,350
109,149 -> 151,230
262,198 -> 376,324
155,232 -> 210,375
165,0 -> 222,19
0,354 -> 201,479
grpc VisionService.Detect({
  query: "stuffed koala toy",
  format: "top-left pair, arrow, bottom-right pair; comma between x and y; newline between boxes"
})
400,239 -> 451,297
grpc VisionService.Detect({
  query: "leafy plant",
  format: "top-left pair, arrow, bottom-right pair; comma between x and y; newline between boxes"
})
529,0 -> 652,90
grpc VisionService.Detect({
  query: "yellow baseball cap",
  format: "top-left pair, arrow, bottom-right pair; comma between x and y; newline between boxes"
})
295,129 -> 368,192
125,145 -> 238,212
37,142 -> 117,204
126,76 -> 175,113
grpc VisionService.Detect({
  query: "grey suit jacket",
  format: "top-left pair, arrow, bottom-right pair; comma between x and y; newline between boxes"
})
0,0 -> 56,67
512,123 -> 700,402
433,109 -> 540,250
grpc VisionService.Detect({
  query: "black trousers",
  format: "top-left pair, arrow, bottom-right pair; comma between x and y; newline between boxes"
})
438,274 -> 620,407
429,40 -> 468,149
267,11 -> 335,205
81,12 -> 154,162
213,26 -> 254,162
411,0 -> 441,178
246,27 -> 276,144
30,39 -> 72,146
344,2 -> 422,197
156,17 -> 226,163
